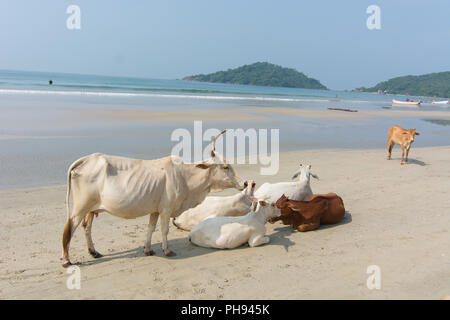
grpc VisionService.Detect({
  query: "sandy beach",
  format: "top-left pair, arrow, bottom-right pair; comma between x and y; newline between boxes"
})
1,146 -> 449,299
1,0 -> 449,305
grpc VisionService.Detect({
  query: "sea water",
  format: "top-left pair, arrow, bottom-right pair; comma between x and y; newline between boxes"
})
0,69 -> 449,189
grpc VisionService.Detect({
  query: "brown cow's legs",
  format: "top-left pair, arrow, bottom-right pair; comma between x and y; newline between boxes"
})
144,212 -> 159,256
297,219 -> 320,232
387,140 -> 394,160
268,216 -> 282,224
82,212 -> 102,258
401,145 -> 405,164
405,146 -> 410,163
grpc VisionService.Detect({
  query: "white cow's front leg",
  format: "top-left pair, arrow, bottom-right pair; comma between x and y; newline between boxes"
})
248,234 -> 270,247
160,212 -> 176,256
144,212 -> 159,256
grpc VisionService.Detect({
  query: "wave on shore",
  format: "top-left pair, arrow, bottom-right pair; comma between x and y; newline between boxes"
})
0,88 -> 377,105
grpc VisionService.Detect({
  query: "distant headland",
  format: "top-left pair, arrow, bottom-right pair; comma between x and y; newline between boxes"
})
183,62 -> 328,90
356,71 -> 450,98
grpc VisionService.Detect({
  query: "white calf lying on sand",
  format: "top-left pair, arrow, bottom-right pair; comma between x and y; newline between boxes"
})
188,199 -> 280,249
254,164 -> 318,203
173,180 -> 257,231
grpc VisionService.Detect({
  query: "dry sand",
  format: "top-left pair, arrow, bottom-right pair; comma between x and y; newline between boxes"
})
1,146 -> 449,299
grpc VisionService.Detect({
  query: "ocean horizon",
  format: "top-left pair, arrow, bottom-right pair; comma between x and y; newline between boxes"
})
0,68 -> 443,104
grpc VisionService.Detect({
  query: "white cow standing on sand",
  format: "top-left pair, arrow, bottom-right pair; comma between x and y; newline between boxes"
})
62,130 -> 245,267
188,199 -> 280,249
254,164 -> 318,203
172,180 -> 257,231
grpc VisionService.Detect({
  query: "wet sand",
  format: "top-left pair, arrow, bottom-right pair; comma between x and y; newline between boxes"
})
2,92 -> 450,190
87,106 -> 450,122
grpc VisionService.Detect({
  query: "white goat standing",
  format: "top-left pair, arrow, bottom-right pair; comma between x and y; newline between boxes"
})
173,180 -> 257,231
254,164 -> 319,203
188,199 -> 280,249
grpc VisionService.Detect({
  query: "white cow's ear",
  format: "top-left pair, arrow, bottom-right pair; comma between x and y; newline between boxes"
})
311,173 -> 319,180
292,169 -> 301,180
196,163 -> 210,170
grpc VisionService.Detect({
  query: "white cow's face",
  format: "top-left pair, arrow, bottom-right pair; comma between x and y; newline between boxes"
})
242,180 -> 256,197
292,164 -> 319,181
199,128 -> 245,192
210,162 -> 245,192
196,153 -> 245,192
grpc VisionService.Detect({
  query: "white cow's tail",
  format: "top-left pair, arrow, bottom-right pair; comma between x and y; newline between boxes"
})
66,158 -> 85,220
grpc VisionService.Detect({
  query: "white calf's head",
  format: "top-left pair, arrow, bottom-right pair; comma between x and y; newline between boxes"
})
242,180 -> 256,197
255,199 -> 281,221
291,164 -> 319,181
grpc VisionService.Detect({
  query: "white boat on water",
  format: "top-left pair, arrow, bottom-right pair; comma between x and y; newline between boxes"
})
392,99 -> 420,106
431,100 -> 449,105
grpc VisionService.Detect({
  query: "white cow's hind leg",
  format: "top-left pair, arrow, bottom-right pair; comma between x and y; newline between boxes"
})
248,234 -> 270,247
144,212 -> 159,256
160,212 -> 176,256
62,206 -> 89,267
82,212 -> 102,258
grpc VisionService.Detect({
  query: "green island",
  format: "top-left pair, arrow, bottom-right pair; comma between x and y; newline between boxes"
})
183,62 -> 327,90
357,71 -> 450,98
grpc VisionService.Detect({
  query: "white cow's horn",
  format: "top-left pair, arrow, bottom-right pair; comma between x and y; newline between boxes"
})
211,129 -> 227,152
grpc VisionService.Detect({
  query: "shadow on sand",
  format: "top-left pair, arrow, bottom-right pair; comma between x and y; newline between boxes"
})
79,212 -> 352,266
390,157 -> 427,166
319,211 -> 353,230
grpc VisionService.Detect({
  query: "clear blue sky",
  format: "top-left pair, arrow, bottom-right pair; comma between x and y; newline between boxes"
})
0,0 -> 449,90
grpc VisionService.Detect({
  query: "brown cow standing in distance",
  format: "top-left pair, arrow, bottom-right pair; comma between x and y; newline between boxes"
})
271,193 -> 345,232
387,125 -> 420,165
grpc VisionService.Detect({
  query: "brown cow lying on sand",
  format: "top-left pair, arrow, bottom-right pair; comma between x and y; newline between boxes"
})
270,193 -> 345,232
387,125 -> 420,165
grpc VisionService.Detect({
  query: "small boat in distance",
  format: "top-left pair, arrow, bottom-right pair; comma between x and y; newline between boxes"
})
392,99 -> 420,106
431,100 -> 449,105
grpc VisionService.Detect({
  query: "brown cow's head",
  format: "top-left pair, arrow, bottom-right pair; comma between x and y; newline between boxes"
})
274,194 -> 294,218
404,129 -> 420,146
275,194 -> 289,209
